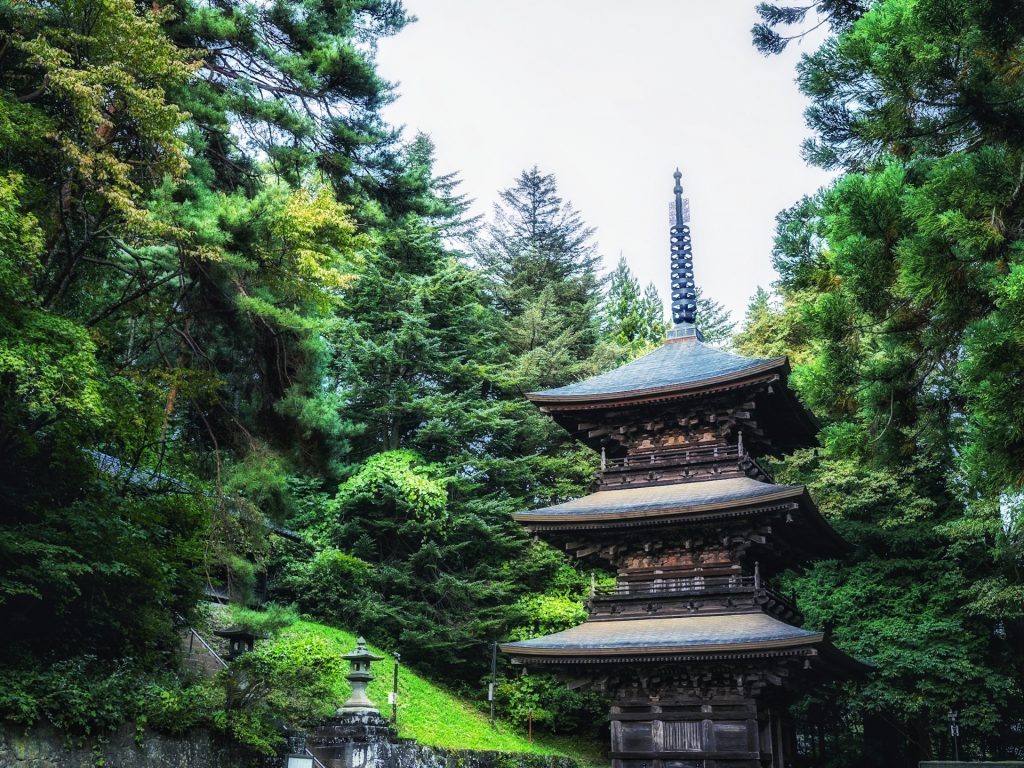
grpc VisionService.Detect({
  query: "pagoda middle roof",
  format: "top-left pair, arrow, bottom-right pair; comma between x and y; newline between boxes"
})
528,337 -> 785,404
500,613 -> 821,658
514,476 -> 803,525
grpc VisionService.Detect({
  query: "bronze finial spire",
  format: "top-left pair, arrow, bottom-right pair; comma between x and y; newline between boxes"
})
669,168 -> 697,328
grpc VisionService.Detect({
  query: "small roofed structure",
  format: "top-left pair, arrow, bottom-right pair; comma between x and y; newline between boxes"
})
501,170 -> 866,768
212,627 -> 259,660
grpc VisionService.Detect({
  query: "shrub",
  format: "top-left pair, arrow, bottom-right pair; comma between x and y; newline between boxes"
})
497,674 -> 606,735
217,632 -> 345,754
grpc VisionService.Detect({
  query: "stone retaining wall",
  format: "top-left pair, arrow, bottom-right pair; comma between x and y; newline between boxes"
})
0,725 -> 584,768
312,740 -> 579,768
0,724 -> 267,768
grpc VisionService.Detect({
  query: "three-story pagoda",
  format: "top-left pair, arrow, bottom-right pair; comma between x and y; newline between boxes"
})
501,170 -> 866,768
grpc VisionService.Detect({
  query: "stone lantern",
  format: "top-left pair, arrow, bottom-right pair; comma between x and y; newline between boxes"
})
212,627 -> 258,660
338,637 -> 384,715
306,638 -> 401,767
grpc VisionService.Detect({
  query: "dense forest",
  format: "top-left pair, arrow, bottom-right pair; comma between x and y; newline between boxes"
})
0,0 -> 1022,765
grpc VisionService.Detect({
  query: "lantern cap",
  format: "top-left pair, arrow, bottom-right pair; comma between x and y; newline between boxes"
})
343,636 -> 385,663
212,627 -> 262,640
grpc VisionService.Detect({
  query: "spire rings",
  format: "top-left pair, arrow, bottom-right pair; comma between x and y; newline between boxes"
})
670,221 -> 696,324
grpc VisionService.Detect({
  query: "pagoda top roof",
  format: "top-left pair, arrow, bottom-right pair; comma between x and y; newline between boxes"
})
500,613 -> 821,658
528,332 -> 786,406
515,476 -> 802,524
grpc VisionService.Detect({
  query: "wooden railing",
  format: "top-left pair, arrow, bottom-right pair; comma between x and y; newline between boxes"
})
594,574 -> 755,597
598,442 -> 774,486
601,444 -> 740,472
592,576 -> 801,617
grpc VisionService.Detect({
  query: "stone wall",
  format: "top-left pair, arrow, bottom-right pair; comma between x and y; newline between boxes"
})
402,745 -> 579,768
311,739 -> 580,768
0,725 -> 585,768
305,711 -> 583,768
0,725 -> 268,768
920,763 -> 1024,767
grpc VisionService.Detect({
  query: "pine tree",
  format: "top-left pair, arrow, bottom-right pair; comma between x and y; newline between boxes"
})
695,288 -> 736,347
751,1 -> 868,55
602,256 -> 666,355
640,283 -> 668,341
474,167 -> 604,389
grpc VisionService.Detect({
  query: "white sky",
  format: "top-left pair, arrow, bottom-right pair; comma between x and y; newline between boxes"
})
375,1 -> 832,322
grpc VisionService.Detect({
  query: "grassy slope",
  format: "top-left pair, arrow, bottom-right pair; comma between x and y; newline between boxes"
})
289,621 -> 606,768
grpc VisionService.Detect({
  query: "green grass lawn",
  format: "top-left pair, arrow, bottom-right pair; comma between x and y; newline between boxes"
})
287,621 -> 607,768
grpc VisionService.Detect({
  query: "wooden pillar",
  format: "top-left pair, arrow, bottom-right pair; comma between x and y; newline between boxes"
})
774,708 -> 786,768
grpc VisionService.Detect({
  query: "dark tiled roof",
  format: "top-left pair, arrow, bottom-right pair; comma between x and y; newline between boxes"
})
515,476 -> 803,523
500,613 -> 821,656
528,338 -> 784,402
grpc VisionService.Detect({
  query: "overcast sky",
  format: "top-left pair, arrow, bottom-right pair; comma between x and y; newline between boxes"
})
375,1 -> 832,323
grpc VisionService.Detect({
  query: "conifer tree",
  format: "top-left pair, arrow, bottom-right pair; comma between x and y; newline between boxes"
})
694,288 -> 736,347
741,0 -> 1024,759
474,167 -> 604,389
602,256 -> 666,355
475,167 -> 602,314
0,0 -> 411,717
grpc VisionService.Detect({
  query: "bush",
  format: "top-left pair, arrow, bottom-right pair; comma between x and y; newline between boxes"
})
0,657 -> 219,741
143,678 -> 224,735
497,674 -> 606,735
270,547 -> 371,620
217,631 -> 345,754
225,602 -> 300,637
506,594 -> 587,642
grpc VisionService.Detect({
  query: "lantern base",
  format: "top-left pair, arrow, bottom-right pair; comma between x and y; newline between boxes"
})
313,710 -> 401,746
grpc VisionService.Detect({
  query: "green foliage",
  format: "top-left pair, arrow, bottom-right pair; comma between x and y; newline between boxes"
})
334,450 -> 449,531
602,256 -> 666,354
506,595 -> 588,642
274,548 -> 373,618
143,678 -> 224,737
218,633 -> 344,754
1,0 -> 196,234
751,1 -> 868,55
0,658 -> 221,744
694,287 -> 736,347
225,603 -> 301,637
739,0 -> 1024,758
497,676 -> 606,736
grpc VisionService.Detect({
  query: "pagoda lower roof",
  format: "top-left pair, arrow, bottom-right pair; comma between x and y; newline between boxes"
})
527,336 -> 786,405
514,476 -> 803,525
500,613 -> 821,658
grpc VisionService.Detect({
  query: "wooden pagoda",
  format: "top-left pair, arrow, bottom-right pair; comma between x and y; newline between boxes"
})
501,170 -> 866,768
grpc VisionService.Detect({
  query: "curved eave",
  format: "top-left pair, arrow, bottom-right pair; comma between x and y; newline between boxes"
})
500,639 -> 871,680
819,640 -> 875,677
512,485 -> 804,525
527,357 -> 789,407
795,488 -> 853,556
500,633 -> 824,659
513,486 -> 851,559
